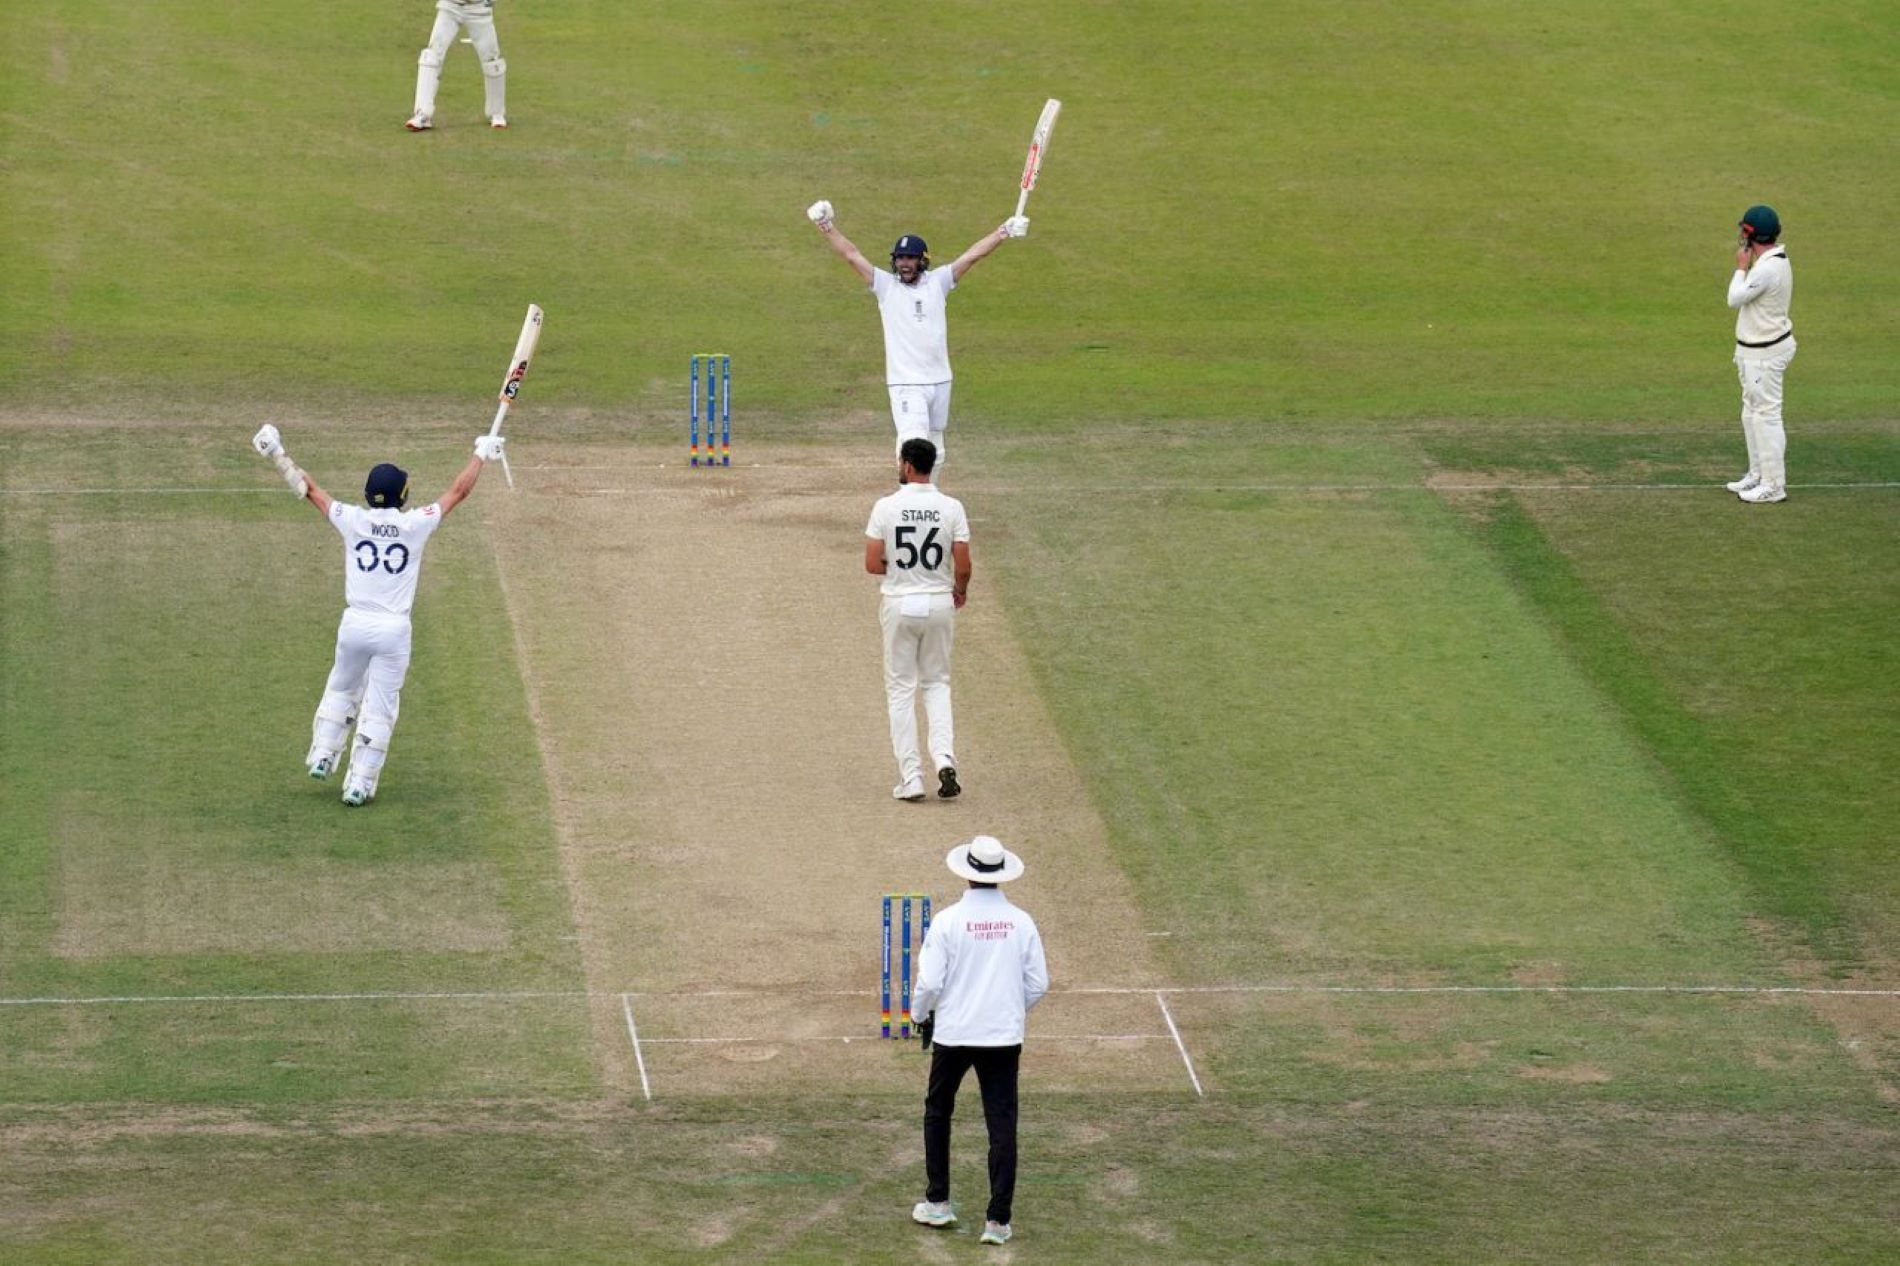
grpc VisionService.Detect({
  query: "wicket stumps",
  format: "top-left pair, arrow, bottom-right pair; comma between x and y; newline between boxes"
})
690,353 -> 731,467
881,892 -> 933,1039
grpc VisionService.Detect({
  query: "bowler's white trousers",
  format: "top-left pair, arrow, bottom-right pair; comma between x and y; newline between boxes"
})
880,592 -> 957,786
1735,337 -> 1795,488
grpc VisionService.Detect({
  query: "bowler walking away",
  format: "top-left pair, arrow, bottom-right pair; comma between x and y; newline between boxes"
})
865,439 -> 971,803
251,424 -> 506,805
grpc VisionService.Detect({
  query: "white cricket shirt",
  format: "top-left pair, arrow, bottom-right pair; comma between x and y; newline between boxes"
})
872,266 -> 956,384
329,502 -> 446,618
910,888 -> 1048,1047
1728,247 -> 1793,348
865,482 -> 969,597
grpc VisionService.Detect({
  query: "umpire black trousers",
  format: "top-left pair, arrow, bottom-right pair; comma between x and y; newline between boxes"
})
923,1043 -> 1022,1224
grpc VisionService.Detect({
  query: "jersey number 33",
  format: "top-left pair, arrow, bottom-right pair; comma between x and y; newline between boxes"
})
355,541 -> 412,574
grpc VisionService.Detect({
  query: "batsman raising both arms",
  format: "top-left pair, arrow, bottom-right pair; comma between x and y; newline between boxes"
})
251,425 -> 506,805
808,200 -> 1028,482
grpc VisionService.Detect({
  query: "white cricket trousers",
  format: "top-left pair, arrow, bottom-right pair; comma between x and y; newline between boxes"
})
880,593 -> 957,786
1735,338 -> 1795,489
415,2 -> 505,118
889,383 -> 952,483
323,608 -> 413,745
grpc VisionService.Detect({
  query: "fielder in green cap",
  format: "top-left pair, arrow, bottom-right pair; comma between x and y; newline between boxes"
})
1725,204 -> 1795,503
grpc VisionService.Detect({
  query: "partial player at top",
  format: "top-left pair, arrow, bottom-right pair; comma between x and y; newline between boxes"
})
407,0 -> 510,132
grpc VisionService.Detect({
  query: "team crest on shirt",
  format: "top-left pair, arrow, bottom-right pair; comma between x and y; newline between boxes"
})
914,300 -> 925,321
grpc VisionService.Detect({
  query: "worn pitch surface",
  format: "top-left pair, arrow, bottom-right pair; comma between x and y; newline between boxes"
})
484,443 -> 1178,1095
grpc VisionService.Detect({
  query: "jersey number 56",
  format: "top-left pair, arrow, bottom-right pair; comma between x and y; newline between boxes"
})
893,525 -> 943,569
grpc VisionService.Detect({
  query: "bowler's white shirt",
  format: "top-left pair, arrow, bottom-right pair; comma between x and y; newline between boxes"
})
866,483 -> 969,597
329,502 -> 445,618
1727,247 -> 1793,346
910,888 -> 1048,1047
872,266 -> 956,384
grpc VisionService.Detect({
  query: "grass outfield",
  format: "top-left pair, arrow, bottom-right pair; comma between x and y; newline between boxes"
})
5,2 -> 1898,423
5,1 -> 1900,1262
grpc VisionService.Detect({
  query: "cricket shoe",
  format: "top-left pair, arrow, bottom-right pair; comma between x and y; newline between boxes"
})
1725,472 -> 1761,493
911,1201 -> 956,1228
937,767 -> 961,799
893,778 -> 927,803
489,115 -> 508,130
980,1222 -> 1013,1246
340,777 -> 376,807
404,112 -> 433,132
1738,482 -> 1787,504
308,753 -> 337,781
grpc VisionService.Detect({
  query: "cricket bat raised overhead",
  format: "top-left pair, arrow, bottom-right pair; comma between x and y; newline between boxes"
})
488,303 -> 543,490
1014,99 -> 1061,219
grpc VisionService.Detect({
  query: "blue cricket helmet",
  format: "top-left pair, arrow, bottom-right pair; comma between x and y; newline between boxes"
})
365,463 -> 409,509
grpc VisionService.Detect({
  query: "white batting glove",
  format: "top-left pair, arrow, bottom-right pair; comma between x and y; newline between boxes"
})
807,199 -> 834,228
474,435 -> 507,463
251,423 -> 284,458
1002,216 -> 1030,239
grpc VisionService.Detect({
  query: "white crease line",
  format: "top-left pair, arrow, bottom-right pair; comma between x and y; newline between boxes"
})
6,481 -> 1898,498
0,487 -> 285,496
1157,992 -> 1205,1098
1080,984 -> 1900,997
642,1034 -> 1167,1045
0,989 -> 591,1006
3,983 -> 1896,1007
620,993 -> 653,1102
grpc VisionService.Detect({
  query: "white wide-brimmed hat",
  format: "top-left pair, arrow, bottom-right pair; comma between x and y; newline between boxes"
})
945,835 -> 1025,883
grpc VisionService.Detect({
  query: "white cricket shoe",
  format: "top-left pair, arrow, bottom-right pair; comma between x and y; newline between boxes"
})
911,1201 -> 956,1228
893,778 -> 926,803
308,753 -> 337,781
340,777 -> 375,806
980,1221 -> 1013,1245
405,112 -> 433,132
489,115 -> 508,130
1725,472 -> 1761,493
1738,482 -> 1787,504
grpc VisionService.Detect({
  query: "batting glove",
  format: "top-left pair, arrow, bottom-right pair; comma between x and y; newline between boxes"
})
474,435 -> 506,463
807,199 -> 834,228
251,423 -> 285,458
1002,216 -> 1030,239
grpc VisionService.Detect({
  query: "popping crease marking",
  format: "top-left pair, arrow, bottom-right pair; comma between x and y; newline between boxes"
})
1157,991 -> 1205,1098
7,480 -> 1900,497
641,1033 -> 1169,1045
4,982 -> 1897,1006
620,993 -> 653,1102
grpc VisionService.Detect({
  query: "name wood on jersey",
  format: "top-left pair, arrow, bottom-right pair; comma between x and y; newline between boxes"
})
370,523 -> 400,539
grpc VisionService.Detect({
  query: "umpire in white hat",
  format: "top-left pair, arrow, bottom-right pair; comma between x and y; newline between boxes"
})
908,835 -> 1049,1247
